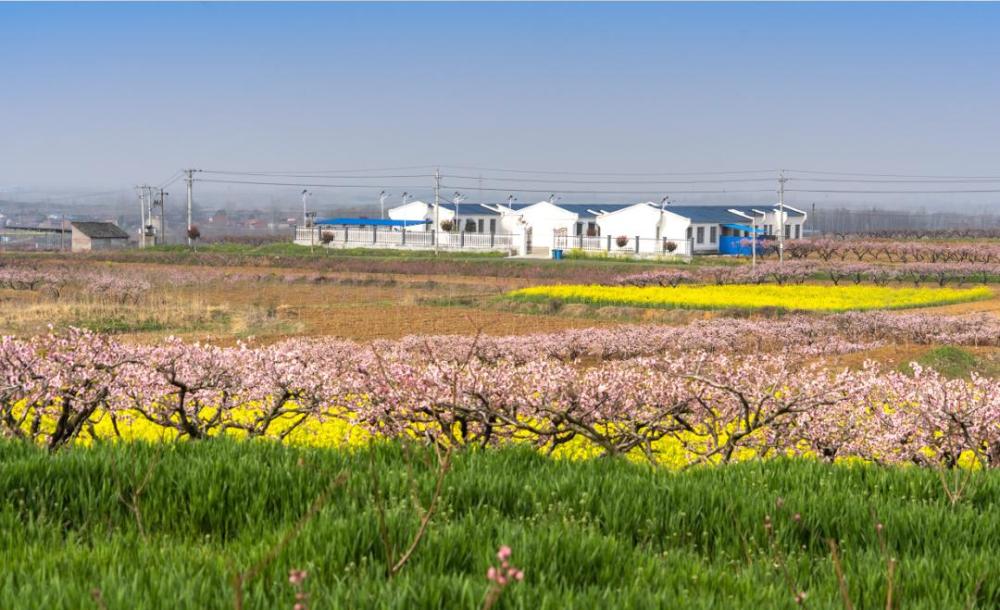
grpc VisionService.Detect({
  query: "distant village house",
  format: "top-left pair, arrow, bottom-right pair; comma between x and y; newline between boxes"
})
70,221 -> 130,252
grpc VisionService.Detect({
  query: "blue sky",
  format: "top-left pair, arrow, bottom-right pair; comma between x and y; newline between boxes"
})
3,2 -> 1000,207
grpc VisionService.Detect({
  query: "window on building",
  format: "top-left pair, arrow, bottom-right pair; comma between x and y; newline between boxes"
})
489,219 -> 496,233
794,224 -> 800,239
575,222 -> 583,236
478,219 -> 484,233
784,224 -> 791,239
686,227 -> 693,240
587,222 -> 598,237
464,219 -> 476,233
709,226 -> 717,243
696,227 -> 705,244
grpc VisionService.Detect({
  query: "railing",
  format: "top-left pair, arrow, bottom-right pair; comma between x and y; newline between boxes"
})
553,234 -> 694,257
294,227 -> 520,253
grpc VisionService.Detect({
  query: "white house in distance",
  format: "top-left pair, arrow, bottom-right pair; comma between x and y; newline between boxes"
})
582,202 -> 807,254
368,199 -> 808,256
386,200 -> 453,231
494,200 -> 579,250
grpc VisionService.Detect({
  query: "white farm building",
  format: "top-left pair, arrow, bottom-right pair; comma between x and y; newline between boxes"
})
296,198 -> 807,257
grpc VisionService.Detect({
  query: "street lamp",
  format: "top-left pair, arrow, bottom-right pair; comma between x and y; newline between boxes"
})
379,191 -> 390,220
452,191 -> 465,231
301,190 -> 312,226
728,209 -> 760,268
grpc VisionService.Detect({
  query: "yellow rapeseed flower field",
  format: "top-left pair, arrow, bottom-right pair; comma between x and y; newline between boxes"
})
508,283 -> 992,312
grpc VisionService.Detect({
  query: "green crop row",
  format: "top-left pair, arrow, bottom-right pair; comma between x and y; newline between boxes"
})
1,440 -> 997,609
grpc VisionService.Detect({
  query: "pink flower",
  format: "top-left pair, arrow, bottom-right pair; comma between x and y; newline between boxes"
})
288,569 -> 308,586
497,545 -> 512,562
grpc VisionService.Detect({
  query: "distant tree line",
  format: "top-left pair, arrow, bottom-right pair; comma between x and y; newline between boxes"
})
809,206 -> 1000,237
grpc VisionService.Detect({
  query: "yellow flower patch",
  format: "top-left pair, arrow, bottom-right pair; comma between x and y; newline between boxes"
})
508,283 -> 992,312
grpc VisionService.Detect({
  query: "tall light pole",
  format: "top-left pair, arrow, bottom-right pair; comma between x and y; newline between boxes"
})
729,209 -> 759,268
136,186 -> 146,248
433,168 -> 441,254
658,195 -> 670,242
778,170 -> 788,263
301,190 -> 312,226
452,191 -> 465,231
379,190 -> 390,219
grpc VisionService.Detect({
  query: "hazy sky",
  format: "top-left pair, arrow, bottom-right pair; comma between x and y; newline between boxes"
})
3,2 -> 1000,208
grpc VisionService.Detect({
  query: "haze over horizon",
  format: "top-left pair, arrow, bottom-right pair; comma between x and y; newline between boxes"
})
3,2 -> 1000,211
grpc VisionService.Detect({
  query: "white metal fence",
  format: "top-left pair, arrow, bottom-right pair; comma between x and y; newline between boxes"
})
295,227 -> 522,253
553,234 -> 694,257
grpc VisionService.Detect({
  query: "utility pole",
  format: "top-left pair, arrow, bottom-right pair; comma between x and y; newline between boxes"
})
159,188 -> 167,245
185,169 -> 196,246
433,167 -> 441,255
137,185 -> 153,248
777,170 -> 788,263
136,187 -> 145,248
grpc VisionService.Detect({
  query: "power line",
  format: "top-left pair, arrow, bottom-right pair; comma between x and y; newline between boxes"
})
785,168 -> 1000,180
197,165 -> 437,176
445,174 -> 776,185
200,170 -> 432,180
787,177 -> 1000,184
788,188 -> 1000,194
442,183 -> 775,196
194,178 -> 433,190
440,165 -> 778,177
157,170 -> 184,189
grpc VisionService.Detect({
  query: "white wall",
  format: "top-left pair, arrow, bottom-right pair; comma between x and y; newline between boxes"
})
514,201 -> 578,249
689,223 -> 720,252
596,204 -> 659,240
386,201 -> 454,232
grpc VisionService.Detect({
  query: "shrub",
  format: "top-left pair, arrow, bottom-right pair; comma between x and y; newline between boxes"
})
615,235 -> 629,248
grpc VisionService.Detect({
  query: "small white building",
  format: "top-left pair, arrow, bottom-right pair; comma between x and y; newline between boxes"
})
386,200 -> 455,232
498,200 -> 579,251
556,203 -> 807,255
595,203 -> 678,241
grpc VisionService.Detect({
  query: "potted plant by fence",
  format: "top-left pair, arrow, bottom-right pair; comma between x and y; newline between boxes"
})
616,235 -> 629,248
440,219 -> 454,232
320,231 -> 335,245
664,240 -> 678,253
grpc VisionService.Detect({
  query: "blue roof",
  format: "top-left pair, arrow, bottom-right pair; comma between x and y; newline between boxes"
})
502,202 -> 633,217
315,218 -> 429,227
499,202 -> 804,221
723,223 -> 766,233
437,202 -> 502,216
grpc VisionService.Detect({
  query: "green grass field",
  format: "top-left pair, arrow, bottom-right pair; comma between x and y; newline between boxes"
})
1,440 -> 997,609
